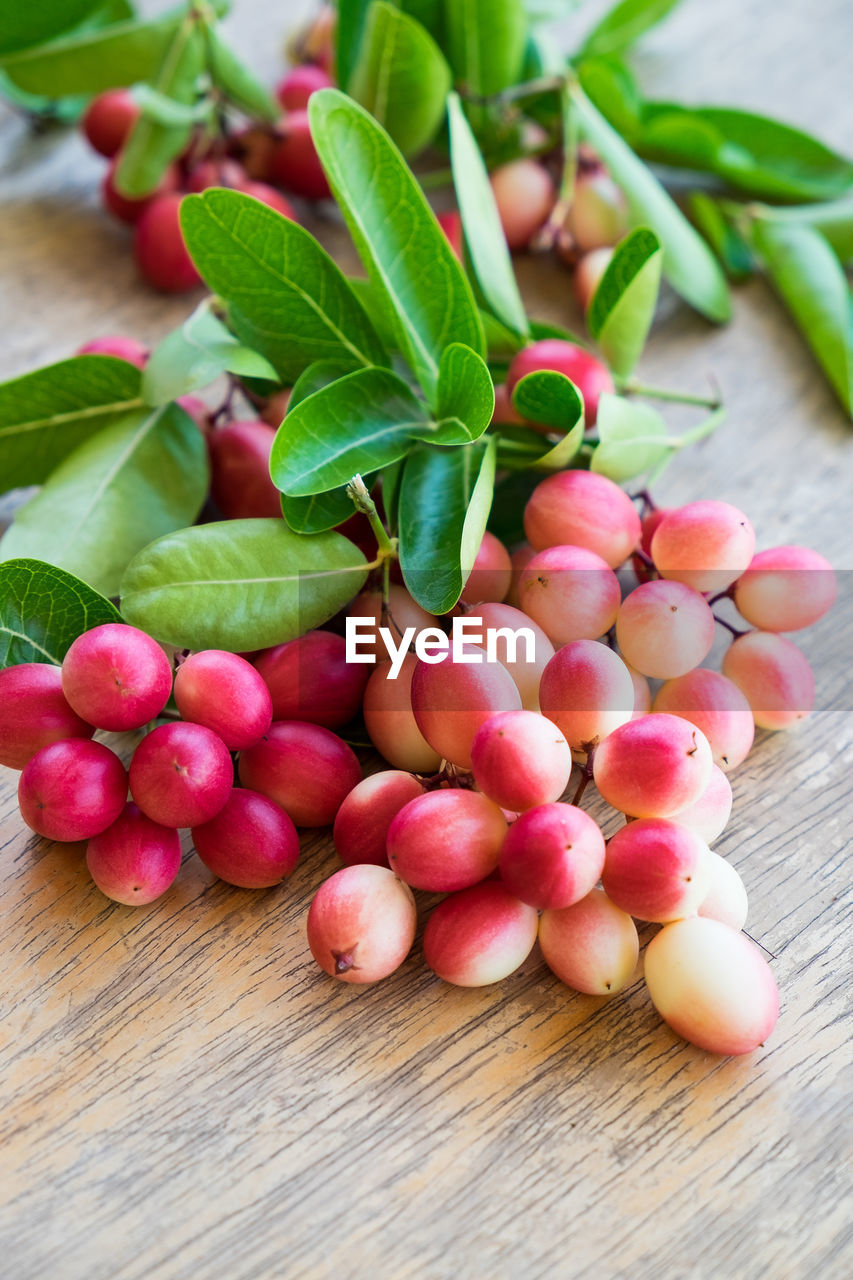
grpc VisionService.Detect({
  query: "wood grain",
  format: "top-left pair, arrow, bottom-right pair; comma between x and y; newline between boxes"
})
1,1 -> 852,1277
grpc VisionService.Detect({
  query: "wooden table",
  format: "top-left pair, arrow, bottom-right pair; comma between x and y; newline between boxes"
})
1,2 -> 851,1276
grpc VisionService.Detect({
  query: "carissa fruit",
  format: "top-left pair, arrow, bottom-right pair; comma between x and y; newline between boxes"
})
192,788 -> 299,888
0,663 -> 94,769
18,739 -> 127,842
238,721 -> 361,827
307,864 -> 417,984
423,883 -> 539,987
539,889 -> 639,995
387,789 -> 507,892
86,802 -> 181,905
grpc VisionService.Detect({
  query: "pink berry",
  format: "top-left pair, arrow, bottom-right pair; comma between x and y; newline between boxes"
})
362,655 -> 441,773
129,722 -> 233,828
471,710 -> 571,812
307,864 -> 417,984
423,882 -> 539,986
410,649 -> 522,770
733,545 -> 837,632
208,420 -> 282,519
499,802 -> 605,910
653,668 -> 755,770
184,158 -> 245,193
238,721 -> 361,827
254,631 -> 369,728
82,89 -> 139,158
602,817 -> 711,922
461,531 -> 512,604
269,110 -> 330,200
0,663 -> 94,769
102,157 -> 179,224
633,506 -> 672,582
539,639 -> 635,750
460,601 -> 554,710
387,789 -> 507,892
650,500 -> 756,595
616,579 -> 716,680
173,650 -> 272,750
239,180 -> 297,220
76,334 -> 149,366
644,917 -> 779,1055
507,339 -> 614,426
61,623 -> 172,732
333,770 -> 425,868
574,247 -> 613,311
671,764 -> 733,845
191,787 -> 299,887
437,210 -> 463,259
276,64 -> 333,110
699,853 -> 749,931
86,802 -> 181,904
592,713 -> 713,818
133,193 -> 201,293
539,889 -> 639,995
19,739 -> 127,842
490,159 -> 556,250
721,631 -> 815,730
523,470 -> 641,567
517,545 -> 621,646
566,171 -> 628,251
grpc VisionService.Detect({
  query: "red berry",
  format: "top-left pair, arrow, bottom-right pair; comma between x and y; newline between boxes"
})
208,420 -> 282,519
133,193 -> 201,293
508,339 -> 614,427
82,89 -> 139,158
87,802 -> 182,905
19,739 -> 128,842
102,157 -> 179,225
174,650 -> 273,750
238,721 -> 361,827
269,111 -> 330,200
275,65 -> 333,111
61,623 -> 173,732
76,334 -> 149,367
129,722 -> 233,828
192,788 -> 299,888
0,663 -> 94,769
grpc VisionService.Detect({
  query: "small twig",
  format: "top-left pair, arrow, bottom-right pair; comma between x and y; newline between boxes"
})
713,613 -> 748,640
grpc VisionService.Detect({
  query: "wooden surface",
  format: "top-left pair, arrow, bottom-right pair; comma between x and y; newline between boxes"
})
1,2 -> 852,1277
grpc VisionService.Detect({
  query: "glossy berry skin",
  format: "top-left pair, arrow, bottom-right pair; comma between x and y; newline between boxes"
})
499,802 -> 606,910
333,771 -> 424,868
208,419 -> 282,520
518,545 -> 621,647
653,668 -> 755,770
276,64 -> 333,110
76,334 -> 149,367
82,89 -> 139,158
129,722 -> 233,829
672,764 -> 733,845
733,546 -> 837,632
61,623 -> 173,732
307,865 -> 417,984
601,818 -> 711,923
616,579 -> 716,680
507,339 -> 614,427
387,789 -> 507,892
490,159 -> 556,250
523,469 -> 640,568
192,787 -> 299,888
19,739 -> 127,842
721,631 -> 815,730
102,158 -> 179,224
650,500 -> 755,595
423,883 -> 539,987
238,721 -> 361,827
462,532 -> 512,604
363,655 -> 441,773
184,158 -> 245,193
644,917 -> 779,1055
471,710 -> 571,813
410,648 -> 522,770
254,631 -> 369,728
269,111 -> 330,200
592,713 -> 713,818
133,194 -> 200,293
0,663 -> 94,770
174,650 -> 272,751
539,640 -> 635,750
539,889 -> 639,995
699,853 -> 749,931
86,802 -> 181,905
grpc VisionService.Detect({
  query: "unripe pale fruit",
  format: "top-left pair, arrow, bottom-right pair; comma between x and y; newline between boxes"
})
307,865 -> 417,984
82,89 -> 139,157
490,159 -> 556,250
539,639 -> 634,751
462,531 -> 512,604
174,650 -> 272,750
134,193 -> 200,292
61,623 -> 173,732
471,710 -> 571,812
733,545 -> 837,632
566,171 -> 628,251
460,602 -> 553,710
626,662 -> 652,719
653,668 -> 755,770
616,579 -> 716,680
77,334 -> 149,367
410,648 -> 522,769
129,722 -> 233,828
208,420 -> 282,519
333,770 -> 425,868
239,180 -> 297,220
499,802 -> 606,910
269,110 -> 330,200
721,632 -> 815,730
191,787 -> 299,888
0,663 -> 94,769
19,739 -> 127,842
651,500 -> 756,595
276,64 -> 333,110
423,883 -> 539,986
602,818 -> 711,922
86,802 -> 181,904
346,584 -> 435,661
539,889 -> 639,995
592,713 -> 713,818
387,789 -> 507,891
518,545 -> 621,646
699,853 -> 749,931
363,655 -> 441,773
574,247 -> 614,311
254,630 -> 369,728
644,917 -> 779,1055
507,339 -> 614,427
671,764 -> 733,845
102,157 -> 180,224
238,721 -> 361,827
524,469 -> 640,568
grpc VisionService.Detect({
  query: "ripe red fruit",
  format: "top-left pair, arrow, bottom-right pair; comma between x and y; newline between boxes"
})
275,64 -> 333,110
192,788 -> 299,888
239,180 -> 297,220
269,111 -> 330,200
333,770 -> 425,868
208,420 -> 282,519
423,883 -> 539,987
184,158 -> 245,193
238,721 -> 361,827
470,710 -> 572,813
133,193 -> 201,293
653,668 -> 755,770
523,469 -> 641,567
0,663 -> 94,769
386,789 -> 507,892
101,157 -> 180,225
129,722 -> 233,828
507,339 -> 614,427
437,210 -> 463,259
410,647 -> 522,770
307,864 -> 417,984
174,650 -> 273,750
253,630 -> 369,728
601,818 -> 711,922
538,640 -> 635,750
76,334 -> 149,367
499,802 -> 606,910
18,739 -> 127,842
592,713 -> 713,818
61,623 -> 173,732
461,531 -> 512,604
82,89 -> 139,158
86,802 -> 182,905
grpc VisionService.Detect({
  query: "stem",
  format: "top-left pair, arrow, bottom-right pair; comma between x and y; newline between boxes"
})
713,613 -> 748,640
462,75 -> 564,107
346,475 -> 397,560
571,744 -> 597,807
707,586 -> 735,606
619,379 -> 722,409
630,488 -> 658,513
417,167 -> 453,191
530,83 -> 577,253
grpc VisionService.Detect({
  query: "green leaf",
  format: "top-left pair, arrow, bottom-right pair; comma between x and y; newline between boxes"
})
204,23 -> 279,123
434,344 -> 495,443
397,437 -> 497,613
0,355 -> 142,493
336,0 -> 373,91
0,0 -> 103,57
587,227 -> 662,377
569,79 -> 731,323
0,9 -> 181,96
0,558 -> 122,667
752,220 -> 853,416
130,84 -> 214,128
349,1 -> 451,157
688,193 -> 754,281
529,319 -> 587,345
748,197 -> 853,266
444,0 -> 527,99
581,0 -> 682,59
120,519 -> 368,652
509,370 -> 585,467
288,359 -> 360,412
447,92 -> 529,338
0,402 -> 209,596
180,189 -> 389,383
590,392 -> 669,481
487,468 -> 541,544
281,485 -> 365,536
142,304 -> 278,405
308,89 -> 484,403
576,55 -> 643,140
480,309 -> 525,360
400,0 -> 444,41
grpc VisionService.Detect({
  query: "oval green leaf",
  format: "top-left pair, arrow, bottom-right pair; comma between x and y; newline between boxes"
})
444,0 -> 527,99
590,392 -> 669,481
143,305 -> 278,405
580,0 -> 682,59
587,227 -> 662,378
434,343 -> 495,443
0,558 -> 121,667
205,23 -> 279,122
